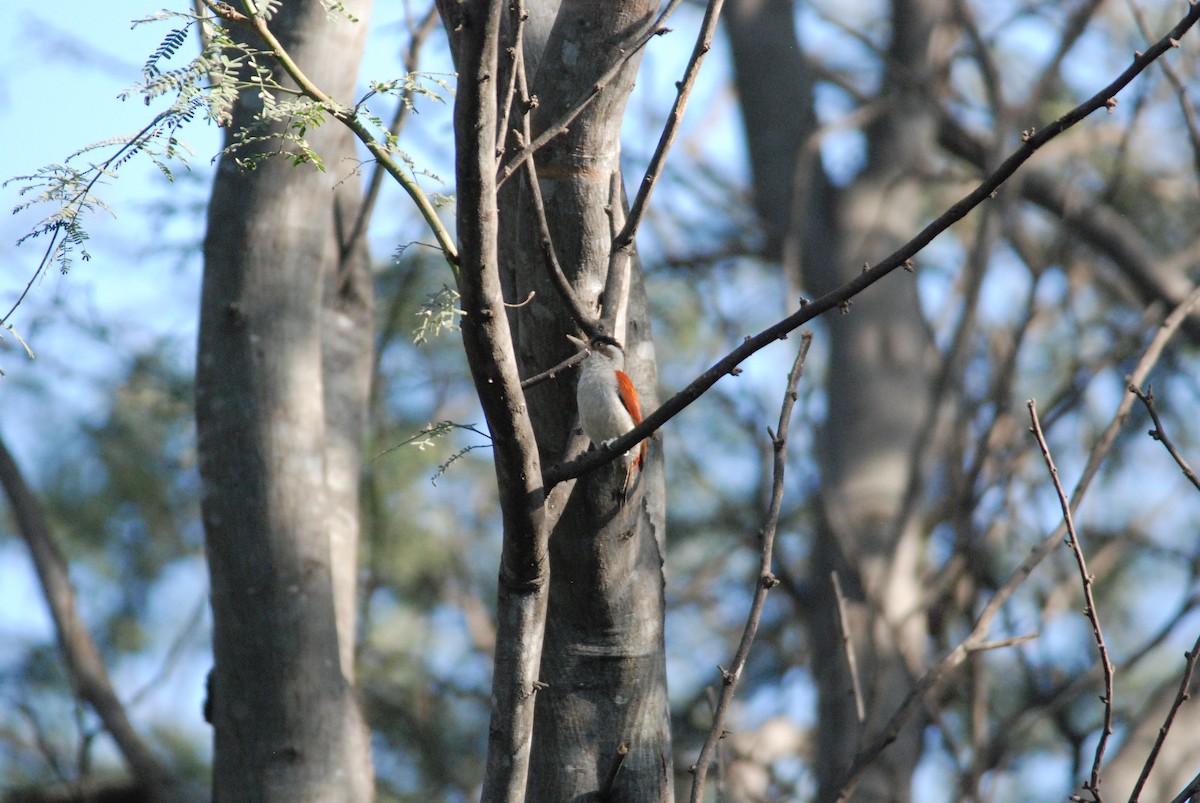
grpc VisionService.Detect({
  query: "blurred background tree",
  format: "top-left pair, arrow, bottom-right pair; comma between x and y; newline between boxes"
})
3,0 -> 1200,801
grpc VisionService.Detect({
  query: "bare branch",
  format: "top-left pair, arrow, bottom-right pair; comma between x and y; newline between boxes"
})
519,349 -> 585,390
1126,0 -> 1200,179
544,2 -> 1200,488
688,332 -> 812,803
612,0 -> 727,255
514,47 -> 601,336
495,0 -> 684,188
341,3 -> 441,267
1072,282 -> 1200,509
436,2 -> 551,800
1129,631 -> 1200,802
1028,400 -> 1116,802
1129,385 -> 1200,493
0,437 -> 178,802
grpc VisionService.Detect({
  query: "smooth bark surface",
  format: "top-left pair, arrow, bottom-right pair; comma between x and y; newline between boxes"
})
196,1 -> 375,799
438,2 -> 553,799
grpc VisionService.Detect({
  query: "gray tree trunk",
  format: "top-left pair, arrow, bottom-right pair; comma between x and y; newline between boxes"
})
480,0 -> 674,798
196,1 -> 376,799
518,3 -> 671,798
727,0 -> 942,799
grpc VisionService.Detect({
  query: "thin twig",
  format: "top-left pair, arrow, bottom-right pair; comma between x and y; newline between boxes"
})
514,48 -> 601,335
1073,282 -> 1200,507
3,108 -> 180,328
832,570 -> 866,724
342,3 -> 441,264
494,0 -> 526,163
495,0 -> 684,187
543,3 -> 1200,489
835,281 -> 1200,800
1129,385 -> 1200,492
688,332 -> 812,803
519,349 -> 585,390
1028,400 -> 1115,802
598,171 -> 632,339
1125,0 -> 1200,179
1129,630 -> 1200,802
612,0 -> 726,254
834,601 -> 1036,799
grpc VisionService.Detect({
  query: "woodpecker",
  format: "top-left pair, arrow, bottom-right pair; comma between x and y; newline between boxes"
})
567,333 -> 646,488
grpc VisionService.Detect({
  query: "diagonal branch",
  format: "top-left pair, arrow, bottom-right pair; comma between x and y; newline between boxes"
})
1129,630 -> 1200,803
494,0 -> 684,188
543,1 -> 1200,488
938,115 -> 1200,346
341,2 -> 441,265
514,43 -> 601,337
216,0 -> 460,267
1129,385 -> 1200,493
0,436 -> 178,802
612,0 -> 726,256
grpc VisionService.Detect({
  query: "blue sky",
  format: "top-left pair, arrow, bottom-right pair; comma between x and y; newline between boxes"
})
2,3 -> 210,446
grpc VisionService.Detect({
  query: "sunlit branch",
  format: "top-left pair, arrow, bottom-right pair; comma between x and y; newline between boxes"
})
514,44 -> 600,337
223,0 -> 460,269
612,0 -> 726,254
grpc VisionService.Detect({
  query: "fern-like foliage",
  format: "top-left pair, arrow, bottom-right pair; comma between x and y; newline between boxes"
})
4,11 -> 230,328
142,26 -> 190,79
413,285 -> 465,345
6,4 -> 451,334
374,421 -> 493,486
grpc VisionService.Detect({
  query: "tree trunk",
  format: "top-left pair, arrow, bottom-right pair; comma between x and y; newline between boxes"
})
196,2 -> 375,799
727,0 -> 942,798
442,0 -> 672,798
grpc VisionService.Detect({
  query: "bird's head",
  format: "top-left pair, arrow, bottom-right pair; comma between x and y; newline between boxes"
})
567,333 -> 625,370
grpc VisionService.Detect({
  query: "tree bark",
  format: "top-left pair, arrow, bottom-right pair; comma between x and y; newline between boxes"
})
442,0 -> 672,798
509,3 -> 671,800
438,2 -> 554,800
196,1 -> 375,799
